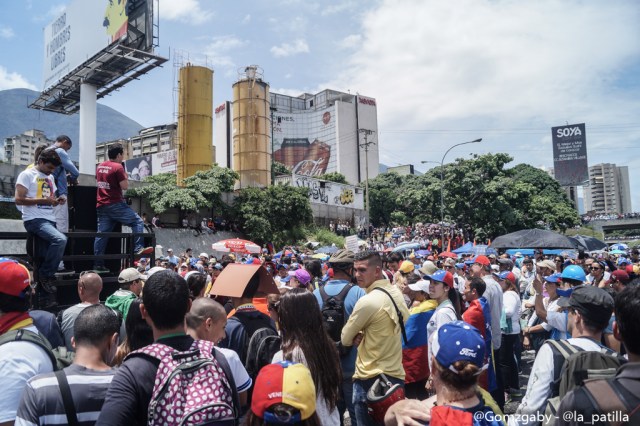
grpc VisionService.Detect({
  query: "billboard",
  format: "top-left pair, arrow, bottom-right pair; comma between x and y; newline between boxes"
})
125,149 -> 177,181
272,107 -> 337,177
43,0 -> 129,91
292,174 -> 364,210
551,123 -> 588,186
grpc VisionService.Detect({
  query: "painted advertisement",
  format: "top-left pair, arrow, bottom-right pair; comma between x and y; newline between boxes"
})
43,0 -> 129,91
552,123 -> 588,186
292,174 -> 364,209
272,107 -> 337,177
125,149 -> 176,181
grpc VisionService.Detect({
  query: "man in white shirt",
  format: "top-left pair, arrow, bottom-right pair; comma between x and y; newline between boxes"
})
510,286 -> 614,425
14,149 -> 67,300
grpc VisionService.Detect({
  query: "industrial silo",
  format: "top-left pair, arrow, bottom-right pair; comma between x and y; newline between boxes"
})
177,64 -> 213,183
232,65 -> 271,188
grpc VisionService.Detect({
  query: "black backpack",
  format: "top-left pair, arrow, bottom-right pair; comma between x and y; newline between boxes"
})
320,283 -> 353,357
233,311 -> 281,378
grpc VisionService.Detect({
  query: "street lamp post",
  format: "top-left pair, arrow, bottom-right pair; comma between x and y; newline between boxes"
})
422,138 -> 482,251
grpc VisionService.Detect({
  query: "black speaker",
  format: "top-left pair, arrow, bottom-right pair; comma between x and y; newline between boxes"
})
67,185 -> 97,231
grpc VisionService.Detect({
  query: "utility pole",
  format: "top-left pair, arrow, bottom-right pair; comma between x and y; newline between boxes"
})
359,129 -> 375,238
270,106 -> 277,185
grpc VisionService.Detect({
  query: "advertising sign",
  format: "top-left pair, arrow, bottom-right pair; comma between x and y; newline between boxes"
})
125,149 -> 176,181
551,123 -> 588,186
272,107 -> 337,177
43,0 -> 129,90
292,174 -> 364,210
345,235 -> 359,254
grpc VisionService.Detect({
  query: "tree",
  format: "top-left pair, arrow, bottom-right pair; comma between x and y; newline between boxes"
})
318,172 -> 348,184
126,166 -> 239,213
234,185 -> 313,246
272,161 -> 290,176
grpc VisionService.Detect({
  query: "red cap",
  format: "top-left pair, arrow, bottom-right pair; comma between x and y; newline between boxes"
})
607,270 -> 630,285
626,264 -> 635,275
0,259 -> 31,298
474,255 -> 490,266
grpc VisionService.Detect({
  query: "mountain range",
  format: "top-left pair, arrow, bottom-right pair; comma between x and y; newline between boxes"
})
0,88 -> 144,161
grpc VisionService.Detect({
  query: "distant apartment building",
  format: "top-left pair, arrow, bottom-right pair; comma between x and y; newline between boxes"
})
3,129 -> 54,166
583,163 -> 632,215
96,123 -> 177,163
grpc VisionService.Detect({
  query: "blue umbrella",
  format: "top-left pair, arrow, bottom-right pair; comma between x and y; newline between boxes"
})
392,242 -> 421,252
469,245 -> 497,256
609,243 -> 628,251
416,249 -> 431,256
453,242 -> 474,254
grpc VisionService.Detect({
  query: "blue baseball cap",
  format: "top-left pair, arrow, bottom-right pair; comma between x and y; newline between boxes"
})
431,321 -> 487,373
426,269 -> 454,288
277,264 -> 289,270
618,258 -> 631,266
455,263 -> 465,269
544,273 -> 562,284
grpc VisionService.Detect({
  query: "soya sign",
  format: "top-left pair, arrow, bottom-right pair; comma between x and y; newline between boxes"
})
551,123 -> 588,186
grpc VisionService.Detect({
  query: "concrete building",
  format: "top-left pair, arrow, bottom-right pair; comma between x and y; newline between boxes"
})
583,163 -> 632,215
96,124 -> 177,164
215,88 -> 380,186
3,129 -> 54,166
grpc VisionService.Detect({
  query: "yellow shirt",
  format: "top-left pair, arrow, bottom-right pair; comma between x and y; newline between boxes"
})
341,278 -> 411,380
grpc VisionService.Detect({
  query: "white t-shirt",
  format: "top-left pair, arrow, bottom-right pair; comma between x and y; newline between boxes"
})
217,347 -> 252,393
503,290 -> 522,334
510,337 -> 606,426
427,300 -> 458,373
0,325 -> 55,423
16,167 -> 57,222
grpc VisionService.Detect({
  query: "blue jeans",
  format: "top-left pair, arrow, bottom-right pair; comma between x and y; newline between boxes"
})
24,218 -> 67,279
353,375 -> 404,426
94,202 -> 145,265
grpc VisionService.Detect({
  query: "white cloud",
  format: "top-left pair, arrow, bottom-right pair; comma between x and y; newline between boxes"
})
160,0 -> 213,25
33,4 -> 65,22
321,1 -> 357,16
0,66 -> 37,90
270,39 -> 310,58
325,0 -> 640,208
0,26 -> 15,39
242,14 -> 251,24
338,34 -> 361,50
202,35 -> 248,69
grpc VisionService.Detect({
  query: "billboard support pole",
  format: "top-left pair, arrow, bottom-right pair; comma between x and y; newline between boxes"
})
359,129 -> 375,238
79,83 -> 97,174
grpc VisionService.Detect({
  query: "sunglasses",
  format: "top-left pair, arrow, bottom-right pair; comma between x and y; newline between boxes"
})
590,266 -> 602,271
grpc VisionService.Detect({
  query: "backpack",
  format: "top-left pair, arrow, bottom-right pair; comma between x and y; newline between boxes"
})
233,312 -> 280,379
571,377 -> 640,425
542,339 -> 623,425
320,283 -> 353,357
127,339 -> 238,426
0,328 -> 74,371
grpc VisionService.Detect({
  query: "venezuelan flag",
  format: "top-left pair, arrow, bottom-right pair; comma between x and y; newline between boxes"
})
402,300 -> 437,383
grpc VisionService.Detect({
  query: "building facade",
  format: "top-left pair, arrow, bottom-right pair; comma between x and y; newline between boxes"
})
215,88 -> 380,186
96,124 -> 177,164
583,163 -> 632,215
3,129 -> 54,166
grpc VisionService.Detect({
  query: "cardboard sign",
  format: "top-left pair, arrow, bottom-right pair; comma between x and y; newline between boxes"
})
209,264 -> 279,297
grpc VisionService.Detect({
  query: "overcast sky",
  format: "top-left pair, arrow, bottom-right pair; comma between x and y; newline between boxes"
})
2,0 -> 639,210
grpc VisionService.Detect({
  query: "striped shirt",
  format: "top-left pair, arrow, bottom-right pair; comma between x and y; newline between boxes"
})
15,364 -> 115,426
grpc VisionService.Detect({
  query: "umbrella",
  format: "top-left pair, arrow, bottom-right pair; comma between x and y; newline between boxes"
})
469,245 -> 497,256
439,251 -> 458,259
610,249 -> 627,255
609,243 -> 629,251
569,235 -> 607,252
492,229 -> 578,249
392,242 -> 421,252
211,238 -> 261,254
311,253 -> 330,260
416,249 -> 431,256
452,242 -> 474,254
315,245 -> 338,254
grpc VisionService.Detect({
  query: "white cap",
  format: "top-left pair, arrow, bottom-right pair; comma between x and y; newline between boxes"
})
199,252 -> 209,259
408,279 -> 430,293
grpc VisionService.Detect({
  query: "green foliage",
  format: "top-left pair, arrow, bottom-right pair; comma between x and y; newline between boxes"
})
272,161 -> 290,176
318,172 -> 348,184
304,226 -> 346,248
367,153 -> 580,238
234,185 -> 313,246
126,166 -> 238,213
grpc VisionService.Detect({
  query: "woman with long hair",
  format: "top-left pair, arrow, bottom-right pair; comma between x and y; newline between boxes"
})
497,271 -> 522,401
272,288 -> 342,426
112,298 -> 153,366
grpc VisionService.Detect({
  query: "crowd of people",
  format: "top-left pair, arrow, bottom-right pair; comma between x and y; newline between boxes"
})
1,242 -> 640,426
581,212 -> 640,223
5,135 -> 639,425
